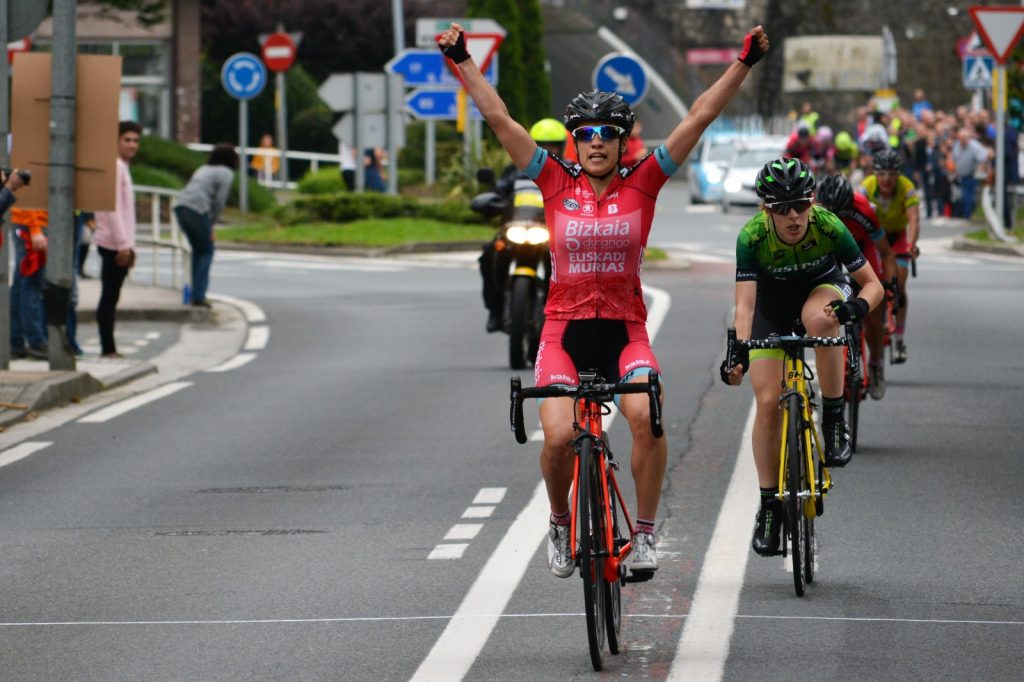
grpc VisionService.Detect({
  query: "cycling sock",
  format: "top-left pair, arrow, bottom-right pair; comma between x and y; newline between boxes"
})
895,327 -> 905,341
635,518 -> 655,535
550,509 -> 570,526
760,487 -> 779,505
822,395 -> 844,424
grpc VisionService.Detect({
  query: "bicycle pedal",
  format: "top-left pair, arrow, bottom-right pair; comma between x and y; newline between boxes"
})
625,569 -> 656,583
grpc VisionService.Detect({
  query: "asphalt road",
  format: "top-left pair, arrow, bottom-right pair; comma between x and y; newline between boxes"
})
0,182 -> 1021,680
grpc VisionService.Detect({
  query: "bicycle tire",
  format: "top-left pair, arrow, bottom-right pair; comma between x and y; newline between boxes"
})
578,437 -> 608,670
803,514 -> 815,584
845,345 -> 861,453
602,434 -> 623,655
785,394 -> 806,597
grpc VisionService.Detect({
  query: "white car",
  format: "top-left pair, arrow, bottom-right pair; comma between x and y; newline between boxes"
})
721,136 -> 790,212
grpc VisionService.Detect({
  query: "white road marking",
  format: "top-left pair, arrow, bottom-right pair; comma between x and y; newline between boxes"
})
412,285 -> 671,681
259,259 -> 406,273
244,326 -> 270,351
444,524 -> 483,541
0,441 -> 52,467
78,382 -> 193,423
205,353 -> 257,373
461,506 -> 494,519
428,544 -> 469,560
473,488 -> 506,504
668,398 -> 759,681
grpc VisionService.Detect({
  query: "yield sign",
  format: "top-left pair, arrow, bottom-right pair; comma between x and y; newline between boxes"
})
438,33 -> 504,87
968,5 -> 1024,64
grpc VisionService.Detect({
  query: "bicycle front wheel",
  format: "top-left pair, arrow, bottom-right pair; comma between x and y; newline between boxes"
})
578,437 -> 608,670
785,394 -> 807,597
602,434 -> 622,655
845,341 -> 861,452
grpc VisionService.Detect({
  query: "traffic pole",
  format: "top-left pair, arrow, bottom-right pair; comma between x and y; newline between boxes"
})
274,24 -> 289,188
0,0 -> 11,368
239,100 -> 249,213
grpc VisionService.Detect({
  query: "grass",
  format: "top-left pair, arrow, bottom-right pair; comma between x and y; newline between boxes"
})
216,217 -> 493,248
964,226 -> 1024,243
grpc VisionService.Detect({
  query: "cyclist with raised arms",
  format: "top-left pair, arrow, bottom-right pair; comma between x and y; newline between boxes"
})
438,22 -> 769,577
816,174 -> 896,398
859,149 -> 919,363
720,159 -> 883,557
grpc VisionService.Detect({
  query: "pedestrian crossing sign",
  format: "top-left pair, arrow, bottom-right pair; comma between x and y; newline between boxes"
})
963,55 -> 994,89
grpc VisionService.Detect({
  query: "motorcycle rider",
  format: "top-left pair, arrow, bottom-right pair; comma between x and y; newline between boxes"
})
480,118 -> 567,332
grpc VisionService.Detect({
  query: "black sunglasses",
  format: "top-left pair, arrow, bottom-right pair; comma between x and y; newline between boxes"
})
766,199 -> 812,215
572,125 -> 626,142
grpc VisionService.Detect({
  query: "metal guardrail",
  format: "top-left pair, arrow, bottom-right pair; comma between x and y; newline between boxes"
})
132,184 -> 190,291
186,143 -> 342,191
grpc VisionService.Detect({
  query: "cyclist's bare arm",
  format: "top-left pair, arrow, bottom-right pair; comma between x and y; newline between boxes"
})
875,232 -> 898,281
438,23 -> 537,170
663,27 -> 769,166
727,281 -> 757,385
905,203 -> 920,251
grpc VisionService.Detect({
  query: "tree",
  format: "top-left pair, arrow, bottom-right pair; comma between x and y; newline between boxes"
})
517,0 -> 551,123
95,0 -> 169,28
468,0 -> 526,123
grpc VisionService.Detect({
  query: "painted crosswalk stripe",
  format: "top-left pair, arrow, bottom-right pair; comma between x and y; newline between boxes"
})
244,326 -> 270,351
428,544 -> 469,560
79,382 -> 193,423
205,353 -> 257,373
473,488 -> 506,505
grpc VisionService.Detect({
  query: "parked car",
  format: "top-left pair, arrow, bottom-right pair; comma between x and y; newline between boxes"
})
721,136 -> 789,212
687,131 -> 740,204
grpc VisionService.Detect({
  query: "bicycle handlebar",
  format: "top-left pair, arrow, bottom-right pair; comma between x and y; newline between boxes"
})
733,333 -> 849,350
509,373 -> 663,444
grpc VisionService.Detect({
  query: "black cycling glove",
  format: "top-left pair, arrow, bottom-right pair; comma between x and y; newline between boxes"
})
439,30 -> 471,64
737,31 -> 766,67
719,347 -> 749,385
830,297 -> 870,324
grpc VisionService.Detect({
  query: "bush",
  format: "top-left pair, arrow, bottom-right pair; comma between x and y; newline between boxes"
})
291,192 -> 480,225
135,135 -> 205,179
297,167 -> 347,195
131,164 -> 185,190
398,168 -> 426,188
230,176 -> 278,214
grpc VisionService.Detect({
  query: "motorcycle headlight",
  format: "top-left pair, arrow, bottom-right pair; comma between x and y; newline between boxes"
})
505,224 -> 549,245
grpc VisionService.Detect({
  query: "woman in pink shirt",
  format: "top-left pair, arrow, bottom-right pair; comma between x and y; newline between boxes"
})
93,121 -> 140,357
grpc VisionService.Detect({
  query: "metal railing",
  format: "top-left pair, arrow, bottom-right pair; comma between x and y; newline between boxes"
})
186,143 -> 342,191
132,184 -> 190,291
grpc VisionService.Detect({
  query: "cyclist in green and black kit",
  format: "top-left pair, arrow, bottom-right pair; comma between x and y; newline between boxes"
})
720,158 -> 883,557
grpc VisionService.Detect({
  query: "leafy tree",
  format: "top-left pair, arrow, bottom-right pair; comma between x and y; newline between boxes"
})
94,0 -> 169,28
517,0 -> 551,123
468,0 -> 525,123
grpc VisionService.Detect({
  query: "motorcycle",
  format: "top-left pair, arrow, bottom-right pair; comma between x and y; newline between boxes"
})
471,167 -> 551,369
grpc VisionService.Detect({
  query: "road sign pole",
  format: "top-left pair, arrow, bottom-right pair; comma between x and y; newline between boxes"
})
240,100 -> 249,212
996,64 -> 1006,229
276,70 -> 288,186
425,119 -> 436,185
386,72 -> 400,195
0,0 -> 10,368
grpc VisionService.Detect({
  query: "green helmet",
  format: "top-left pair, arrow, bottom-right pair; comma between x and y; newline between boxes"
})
529,118 -> 566,144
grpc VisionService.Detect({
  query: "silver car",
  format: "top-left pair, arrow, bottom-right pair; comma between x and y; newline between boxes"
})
721,136 -> 790,212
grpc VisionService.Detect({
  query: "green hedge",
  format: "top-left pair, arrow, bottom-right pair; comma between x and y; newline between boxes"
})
292,192 -> 479,225
131,164 -> 185,190
297,167 -> 346,195
135,136 -> 205,178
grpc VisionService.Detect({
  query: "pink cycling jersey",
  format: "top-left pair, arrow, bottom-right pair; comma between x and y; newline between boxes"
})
836,192 -> 885,278
525,145 -> 679,323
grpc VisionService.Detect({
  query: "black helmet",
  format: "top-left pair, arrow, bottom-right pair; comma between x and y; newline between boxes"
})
872,149 -> 902,171
755,158 -> 816,203
816,174 -> 854,212
563,90 -> 635,136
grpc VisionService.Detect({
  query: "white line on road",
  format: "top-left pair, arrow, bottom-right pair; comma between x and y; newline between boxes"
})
0,441 -> 52,468
668,398 -> 759,681
411,286 -> 671,681
444,524 -> 483,541
428,544 -> 469,560
461,506 -> 494,519
78,382 -> 193,424
205,353 -> 257,373
473,488 -> 506,504
244,326 -> 270,351
207,293 -> 266,323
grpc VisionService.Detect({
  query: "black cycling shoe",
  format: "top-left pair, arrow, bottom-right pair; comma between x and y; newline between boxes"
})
823,419 -> 853,468
893,339 -> 907,364
485,313 -> 501,333
752,499 -> 784,557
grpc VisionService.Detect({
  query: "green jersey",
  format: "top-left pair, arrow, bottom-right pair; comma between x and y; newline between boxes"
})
735,205 -> 867,283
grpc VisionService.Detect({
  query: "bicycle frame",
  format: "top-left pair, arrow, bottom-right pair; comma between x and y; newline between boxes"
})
568,398 -> 635,584
777,350 -> 831,516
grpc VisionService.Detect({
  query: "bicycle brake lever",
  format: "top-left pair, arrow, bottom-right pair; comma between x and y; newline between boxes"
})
648,372 -> 664,439
510,377 -> 527,444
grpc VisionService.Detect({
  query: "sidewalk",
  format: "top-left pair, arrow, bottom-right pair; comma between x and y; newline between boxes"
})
0,279 -> 210,430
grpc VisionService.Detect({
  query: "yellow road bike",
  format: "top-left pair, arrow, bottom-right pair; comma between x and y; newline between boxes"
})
727,326 -> 851,596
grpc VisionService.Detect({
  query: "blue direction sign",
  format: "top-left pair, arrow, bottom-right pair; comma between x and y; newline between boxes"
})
221,52 -> 268,100
963,55 -> 995,89
405,88 -> 483,121
385,49 -> 497,87
593,53 -> 649,106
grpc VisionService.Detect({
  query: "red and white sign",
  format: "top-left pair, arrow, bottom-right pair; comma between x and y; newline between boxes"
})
968,5 -> 1024,64
686,48 -> 740,65
7,38 -> 31,65
439,32 -> 504,87
261,32 -> 297,72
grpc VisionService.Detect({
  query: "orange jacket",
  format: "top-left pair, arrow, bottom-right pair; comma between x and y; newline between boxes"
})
10,208 -> 48,238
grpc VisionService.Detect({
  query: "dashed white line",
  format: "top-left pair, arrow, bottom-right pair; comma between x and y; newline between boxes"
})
78,382 -> 193,424
473,488 -> 506,504
428,544 -> 469,560
205,353 -> 257,373
244,326 -> 270,351
0,441 -> 52,467
444,524 -> 483,541
461,506 -> 495,519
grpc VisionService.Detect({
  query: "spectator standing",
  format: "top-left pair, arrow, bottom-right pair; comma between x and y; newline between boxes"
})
621,118 -> 649,166
9,207 -> 48,359
339,141 -> 356,191
950,126 -> 989,219
1,170 -> 36,358
911,88 -> 934,122
173,143 -> 238,308
363,147 -> 386,192
250,133 -> 280,184
93,121 -> 140,358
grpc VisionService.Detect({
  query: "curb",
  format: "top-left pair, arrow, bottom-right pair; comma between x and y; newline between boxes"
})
77,308 -> 212,323
950,236 -> 1024,257
216,240 -> 489,258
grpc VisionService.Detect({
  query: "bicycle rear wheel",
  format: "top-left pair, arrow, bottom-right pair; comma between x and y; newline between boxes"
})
578,437 -> 608,670
602,434 -> 622,655
785,394 -> 807,597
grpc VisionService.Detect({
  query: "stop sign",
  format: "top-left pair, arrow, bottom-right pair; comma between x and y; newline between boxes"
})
261,32 -> 296,72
